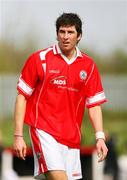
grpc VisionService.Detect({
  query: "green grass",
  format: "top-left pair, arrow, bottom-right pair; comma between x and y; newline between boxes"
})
0,119 -> 31,147
0,110 -> 127,155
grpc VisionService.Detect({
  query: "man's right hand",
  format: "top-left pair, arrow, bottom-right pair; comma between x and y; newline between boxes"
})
13,136 -> 27,160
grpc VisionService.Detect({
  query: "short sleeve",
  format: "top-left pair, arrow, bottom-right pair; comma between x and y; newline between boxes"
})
17,53 -> 38,98
85,63 -> 107,108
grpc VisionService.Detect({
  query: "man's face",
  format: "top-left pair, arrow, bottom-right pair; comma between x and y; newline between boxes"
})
57,25 -> 81,53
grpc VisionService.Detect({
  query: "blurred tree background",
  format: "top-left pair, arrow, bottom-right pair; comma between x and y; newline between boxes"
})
0,40 -> 127,74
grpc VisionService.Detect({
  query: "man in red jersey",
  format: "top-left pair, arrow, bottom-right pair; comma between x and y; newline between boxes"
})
13,13 -> 108,180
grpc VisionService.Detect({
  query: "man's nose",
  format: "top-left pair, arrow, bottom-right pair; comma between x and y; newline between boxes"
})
64,32 -> 69,39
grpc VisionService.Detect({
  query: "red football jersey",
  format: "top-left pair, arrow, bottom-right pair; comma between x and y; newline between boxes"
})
17,44 -> 107,148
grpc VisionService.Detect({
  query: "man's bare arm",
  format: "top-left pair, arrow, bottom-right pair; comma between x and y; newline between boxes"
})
13,94 -> 27,160
88,106 -> 108,162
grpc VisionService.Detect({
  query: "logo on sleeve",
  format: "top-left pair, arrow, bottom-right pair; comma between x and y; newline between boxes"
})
79,70 -> 87,80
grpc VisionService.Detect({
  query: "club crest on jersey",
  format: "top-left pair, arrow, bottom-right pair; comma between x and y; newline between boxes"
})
79,70 -> 87,80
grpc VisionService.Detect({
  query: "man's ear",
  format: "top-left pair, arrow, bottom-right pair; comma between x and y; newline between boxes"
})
77,34 -> 82,42
77,34 -> 82,44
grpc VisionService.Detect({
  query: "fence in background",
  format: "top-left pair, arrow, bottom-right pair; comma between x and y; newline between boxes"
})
0,74 -> 127,120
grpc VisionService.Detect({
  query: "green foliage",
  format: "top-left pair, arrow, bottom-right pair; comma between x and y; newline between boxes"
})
0,40 -> 127,74
0,119 -> 31,147
82,48 -> 127,74
0,41 -> 36,73
109,48 -> 127,74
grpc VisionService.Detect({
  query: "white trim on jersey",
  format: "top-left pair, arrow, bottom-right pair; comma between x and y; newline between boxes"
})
18,78 -> 34,96
86,92 -> 106,106
42,63 -> 46,75
54,44 -> 83,65
40,48 -> 53,60
39,48 -> 53,76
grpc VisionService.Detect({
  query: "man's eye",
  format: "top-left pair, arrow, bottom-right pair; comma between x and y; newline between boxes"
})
68,31 -> 74,34
60,30 -> 65,33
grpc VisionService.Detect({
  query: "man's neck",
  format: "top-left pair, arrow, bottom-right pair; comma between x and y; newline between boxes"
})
61,49 -> 77,60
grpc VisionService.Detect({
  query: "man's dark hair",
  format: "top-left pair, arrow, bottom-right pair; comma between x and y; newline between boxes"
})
56,13 -> 82,37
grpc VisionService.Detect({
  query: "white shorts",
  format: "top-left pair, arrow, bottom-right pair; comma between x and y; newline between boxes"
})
29,127 -> 82,180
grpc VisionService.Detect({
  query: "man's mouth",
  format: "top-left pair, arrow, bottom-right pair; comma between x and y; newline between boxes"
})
63,42 -> 70,46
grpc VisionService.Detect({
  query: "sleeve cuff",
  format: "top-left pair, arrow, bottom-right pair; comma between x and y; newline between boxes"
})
86,99 -> 107,108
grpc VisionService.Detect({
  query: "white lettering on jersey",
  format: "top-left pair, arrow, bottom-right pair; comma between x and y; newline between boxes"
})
49,69 -> 60,74
53,79 -> 66,85
50,76 -> 67,86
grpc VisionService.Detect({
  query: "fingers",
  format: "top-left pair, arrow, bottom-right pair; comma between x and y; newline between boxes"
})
23,146 -> 27,159
19,149 -> 26,160
14,144 -> 27,160
97,150 -> 106,162
96,139 -> 108,162
13,138 -> 27,160
15,148 -> 26,160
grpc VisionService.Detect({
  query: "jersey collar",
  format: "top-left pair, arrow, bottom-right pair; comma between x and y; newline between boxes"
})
53,44 -> 83,58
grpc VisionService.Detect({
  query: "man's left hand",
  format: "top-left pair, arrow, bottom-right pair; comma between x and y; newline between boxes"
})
96,139 -> 108,162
